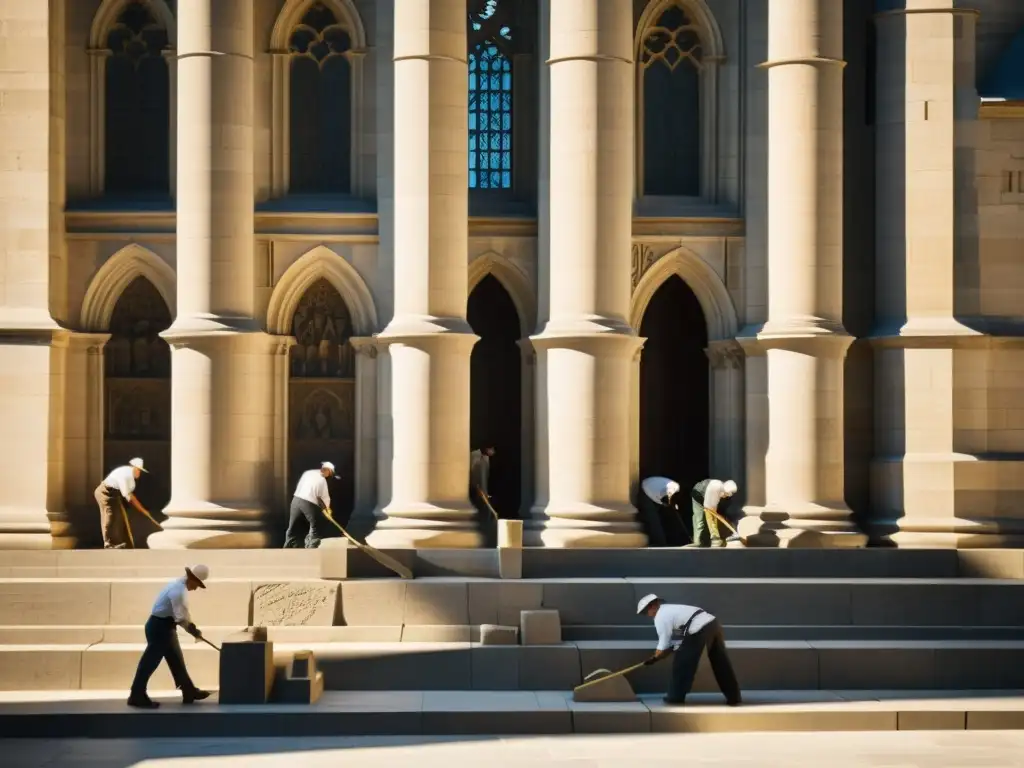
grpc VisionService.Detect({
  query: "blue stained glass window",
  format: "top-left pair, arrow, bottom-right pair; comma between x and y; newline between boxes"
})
468,1 -> 514,190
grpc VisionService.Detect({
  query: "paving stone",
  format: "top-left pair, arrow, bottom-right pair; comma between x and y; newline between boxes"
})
252,582 -> 339,626
897,710 -> 966,730
520,610 -> 561,645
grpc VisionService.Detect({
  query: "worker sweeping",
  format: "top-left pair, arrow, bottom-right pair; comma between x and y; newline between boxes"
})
127,564 -> 212,709
638,476 -> 686,547
470,445 -> 498,545
637,593 -> 741,707
95,457 -> 157,549
686,478 -> 739,548
284,461 -> 334,549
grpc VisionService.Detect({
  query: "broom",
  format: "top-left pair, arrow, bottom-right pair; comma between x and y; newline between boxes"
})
322,508 -> 414,580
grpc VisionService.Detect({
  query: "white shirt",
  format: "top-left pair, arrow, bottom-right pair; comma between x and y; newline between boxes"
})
653,603 -> 715,651
642,476 -> 680,505
294,469 -> 331,508
470,449 -> 490,493
150,576 -> 192,625
103,465 -> 137,501
702,479 -> 726,511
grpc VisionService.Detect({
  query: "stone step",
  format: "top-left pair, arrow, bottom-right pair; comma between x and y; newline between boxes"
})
5,639 -> 1024,692
4,623 -> 1024,646
1,689 -> 1023,737
5,548 -> 1024,580
3,576 -> 1024,628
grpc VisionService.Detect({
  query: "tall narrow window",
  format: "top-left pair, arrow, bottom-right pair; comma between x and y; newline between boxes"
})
289,2 -> 352,194
104,1 -> 170,195
640,3 -> 702,197
468,1 -> 514,190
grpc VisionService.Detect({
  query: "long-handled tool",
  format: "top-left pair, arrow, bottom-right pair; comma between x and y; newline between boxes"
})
476,488 -> 499,521
323,508 -> 414,580
196,635 -> 221,652
705,507 -> 748,546
573,660 -> 649,695
119,500 -> 163,549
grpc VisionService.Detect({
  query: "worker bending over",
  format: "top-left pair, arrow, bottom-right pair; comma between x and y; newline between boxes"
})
686,478 -> 738,548
637,593 -> 741,706
638,476 -> 686,547
470,446 -> 498,546
95,457 -> 155,549
284,461 -> 334,549
128,565 -> 212,709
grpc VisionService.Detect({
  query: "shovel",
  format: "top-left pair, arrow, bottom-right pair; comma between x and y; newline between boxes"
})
323,508 -> 414,580
705,507 -> 748,546
573,660 -> 649,695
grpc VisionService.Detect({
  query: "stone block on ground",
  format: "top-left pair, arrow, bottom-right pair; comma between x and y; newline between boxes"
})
218,632 -> 274,705
520,609 -> 561,645
319,539 -> 349,580
573,668 -> 637,702
480,624 -> 519,646
498,519 -> 523,548
498,547 -> 522,579
272,650 -> 324,704
252,581 -> 339,626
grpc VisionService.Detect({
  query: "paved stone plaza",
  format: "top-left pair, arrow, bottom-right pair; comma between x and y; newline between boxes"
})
8,731 -> 1024,768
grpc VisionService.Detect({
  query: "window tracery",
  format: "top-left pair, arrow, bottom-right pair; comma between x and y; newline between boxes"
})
468,0 -> 515,191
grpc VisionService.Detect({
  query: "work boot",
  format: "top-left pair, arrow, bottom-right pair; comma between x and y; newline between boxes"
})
182,688 -> 211,704
710,539 -> 726,548
127,693 -> 159,709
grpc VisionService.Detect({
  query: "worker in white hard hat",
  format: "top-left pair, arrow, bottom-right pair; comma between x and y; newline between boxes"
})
636,593 -> 741,707
95,457 -> 155,549
284,461 -> 335,549
127,565 -> 212,709
686,478 -> 739,548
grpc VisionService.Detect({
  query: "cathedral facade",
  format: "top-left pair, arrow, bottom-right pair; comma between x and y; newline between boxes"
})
2,0 -> 1024,550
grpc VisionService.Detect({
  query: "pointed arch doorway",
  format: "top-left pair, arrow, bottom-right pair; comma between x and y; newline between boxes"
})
639,275 -> 709,545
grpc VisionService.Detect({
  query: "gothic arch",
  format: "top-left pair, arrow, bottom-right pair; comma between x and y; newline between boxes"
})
634,0 -> 724,200
630,247 -> 738,341
269,0 -> 368,197
468,251 -> 536,337
267,245 -> 378,337
81,244 -> 177,332
89,0 -> 176,48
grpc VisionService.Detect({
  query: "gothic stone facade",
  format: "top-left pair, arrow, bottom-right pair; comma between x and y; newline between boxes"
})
2,0 -> 1024,550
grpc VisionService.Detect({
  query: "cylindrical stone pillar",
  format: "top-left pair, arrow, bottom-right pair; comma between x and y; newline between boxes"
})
741,0 -> 864,547
151,0 -> 272,549
526,0 -> 645,548
0,0 -> 64,549
367,0 -> 481,549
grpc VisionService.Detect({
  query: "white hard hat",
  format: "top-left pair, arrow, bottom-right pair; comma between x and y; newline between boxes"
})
723,479 -> 738,495
637,593 -> 660,615
665,481 -> 681,497
129,457 -> 148,473
321,461 -> 336,473
186,564 -> 209,588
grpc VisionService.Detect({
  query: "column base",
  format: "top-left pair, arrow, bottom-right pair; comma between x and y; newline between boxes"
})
0,512 -> 52,550
524,505 -> 647,548
148,501 -> 270,549
738,504 -> 868,548
366,506 -> 482,549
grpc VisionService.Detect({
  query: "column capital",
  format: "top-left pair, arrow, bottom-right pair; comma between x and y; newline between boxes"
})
705,339 -> 744,370
350,336 -> 379,359
67,331 -> 112,355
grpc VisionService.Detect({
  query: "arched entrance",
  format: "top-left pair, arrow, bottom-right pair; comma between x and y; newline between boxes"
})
639,275 -> 709,544
103,276 -> 172,547
468,274 -> 522,521
288,277 -> 356,528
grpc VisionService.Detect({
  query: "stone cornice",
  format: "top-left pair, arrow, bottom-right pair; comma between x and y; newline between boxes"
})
980,100 -> 1024,120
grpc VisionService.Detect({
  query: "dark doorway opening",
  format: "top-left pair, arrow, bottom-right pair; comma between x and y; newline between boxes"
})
639,276 -> 709,542
468,275 -> 522,521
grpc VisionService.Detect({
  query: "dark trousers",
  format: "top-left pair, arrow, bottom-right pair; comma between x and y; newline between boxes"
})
471,487 -> 499,548
284,496 -> 324,549
667,619 -> 741,704
638,493 -> 688,547
130,615 -> 196,696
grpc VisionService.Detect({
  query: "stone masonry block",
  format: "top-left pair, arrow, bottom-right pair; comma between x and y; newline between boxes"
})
403,582 -> 469,625
338,581 -> 407,625
573,668 -> 637,703
497,519 -> 523,548
520,609 -> 561,645
498,547 -> 522,579
0,580 -> 110,625
272,650 -> 324,704
480,624 -> 518,646
108,580 -> 251,626
318,539 -> 349,580
218,632 -> 275,705
252,581 -> 339,626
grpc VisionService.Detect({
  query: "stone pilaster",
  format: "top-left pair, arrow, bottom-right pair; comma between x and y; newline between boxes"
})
870,3 -> 1024,546
367,0 -> 481,549
706,340 -> 745,491
740,0 -> 865,548
0,0 -> 66,549
526,0 -> 645,548
349,337 -> 380,533
152,0 -> 273,549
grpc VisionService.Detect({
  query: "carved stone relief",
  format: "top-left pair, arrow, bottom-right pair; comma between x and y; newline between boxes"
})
705,341 -> 744,370
631,243 -> 657,291
290,277 -> 355,378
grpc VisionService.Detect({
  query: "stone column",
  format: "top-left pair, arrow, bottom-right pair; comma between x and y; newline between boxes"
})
526,0 -> 645,548
741,0 -> 864,547
0,0 -> 65,549
367,0 -> 481,549
152,0 -> 273,549
870,3 -> 1019,546
350,337 -> 379,530
707,340 -> 745,488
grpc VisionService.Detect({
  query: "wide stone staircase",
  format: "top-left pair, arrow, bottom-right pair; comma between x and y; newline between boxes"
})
2,547 -> 1024,736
